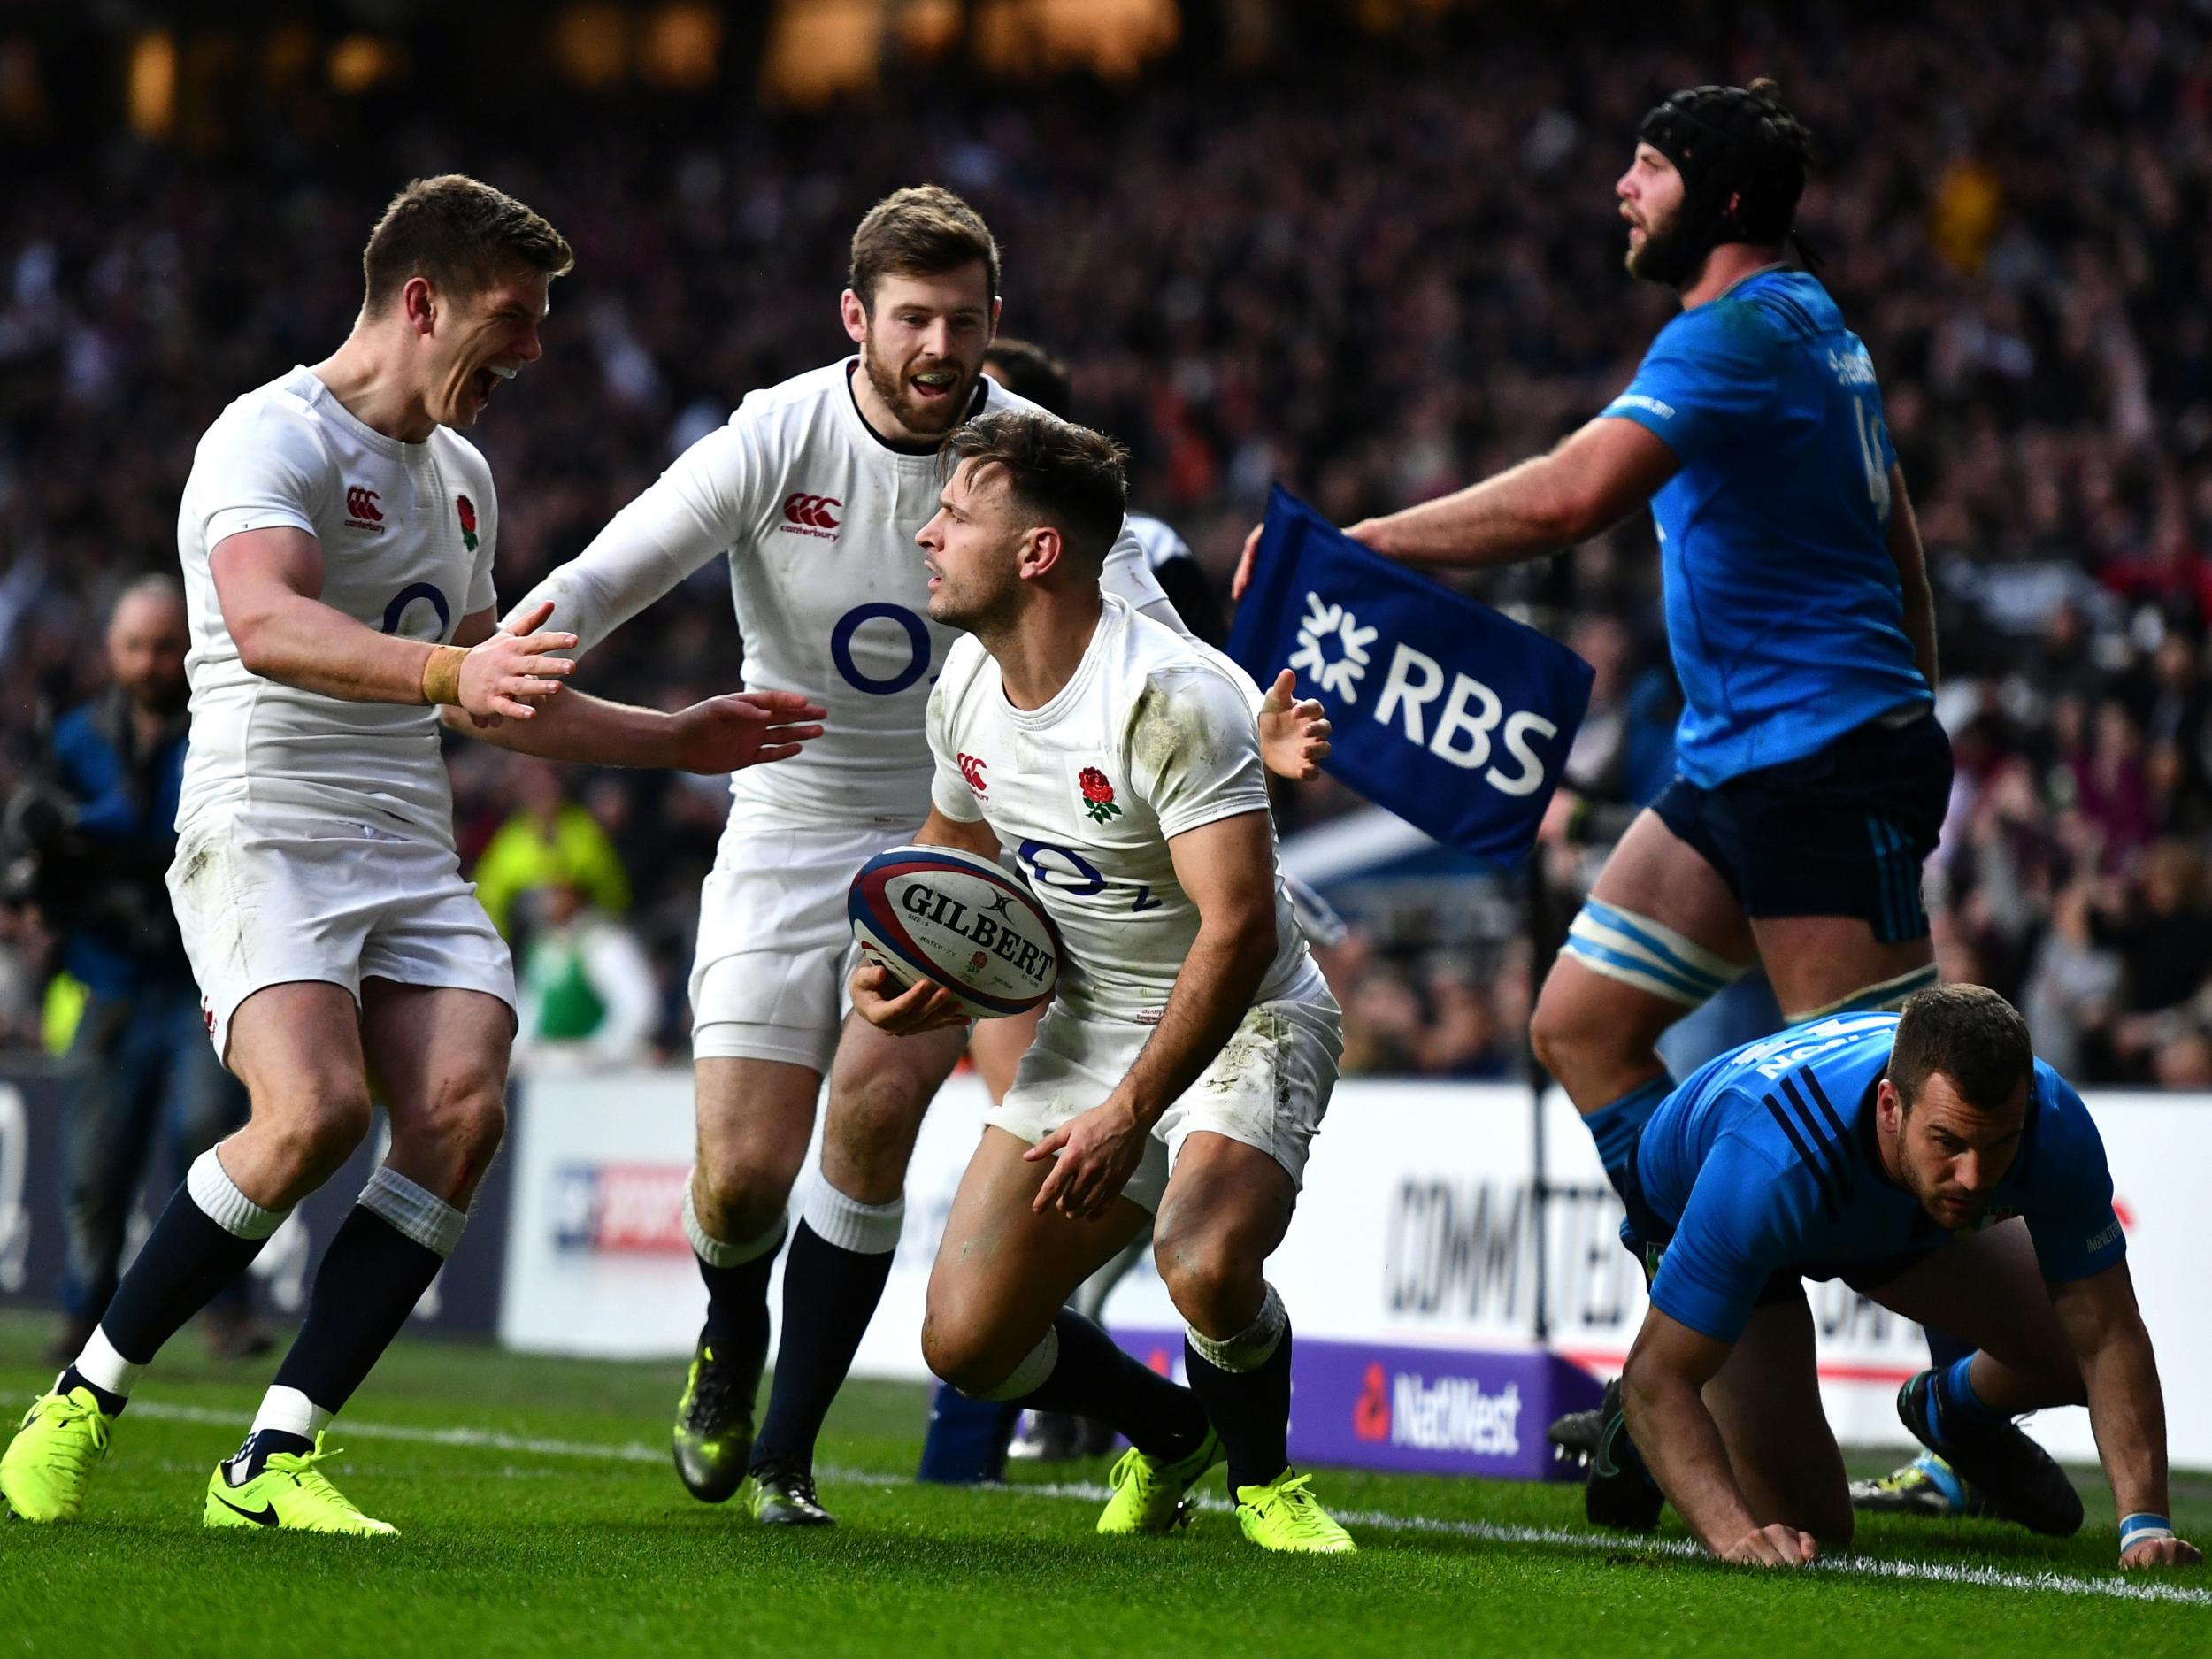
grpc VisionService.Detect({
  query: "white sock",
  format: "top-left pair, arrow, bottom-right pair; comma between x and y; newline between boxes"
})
231,1386 -> 334,1483
801,1178 -> 904,1255
70,1326 -> 145,1399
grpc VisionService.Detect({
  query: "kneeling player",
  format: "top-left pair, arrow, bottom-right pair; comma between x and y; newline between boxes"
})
1591,984 -> 2201,1571
856,410 -> 1354,1552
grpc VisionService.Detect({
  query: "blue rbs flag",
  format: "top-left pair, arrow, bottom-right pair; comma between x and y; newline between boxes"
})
1226,487 -> 1594,865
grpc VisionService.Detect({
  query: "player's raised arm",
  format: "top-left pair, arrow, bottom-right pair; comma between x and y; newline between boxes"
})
439,605 -> 823,771
1886,464 -> 1938,692
503,418 -> 767,655
1232,416 -> 1678,597
2048,1263 -> 2203,1569
211,526 -> 575,718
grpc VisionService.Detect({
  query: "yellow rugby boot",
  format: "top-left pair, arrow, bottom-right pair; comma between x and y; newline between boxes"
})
203,1434 -> 397,1536
0,1387 -> 115,1523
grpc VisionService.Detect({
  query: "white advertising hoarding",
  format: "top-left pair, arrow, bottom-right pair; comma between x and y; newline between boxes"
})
503,1067 -> 2212,1468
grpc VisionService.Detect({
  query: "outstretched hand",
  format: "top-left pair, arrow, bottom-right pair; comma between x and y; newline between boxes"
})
668,689 -> 826,773
462,598 -> 576,720
1026,1097 -> 1148,1221
1258,668 -> 1331,781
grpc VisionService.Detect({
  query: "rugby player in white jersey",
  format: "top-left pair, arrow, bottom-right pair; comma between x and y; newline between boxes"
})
858,408 -> 1356,1554
508,187 -> 1325,1526
0,176 -> 823,1534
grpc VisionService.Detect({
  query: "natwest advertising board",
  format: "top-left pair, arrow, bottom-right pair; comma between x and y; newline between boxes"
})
502,1068 -> 2212,1471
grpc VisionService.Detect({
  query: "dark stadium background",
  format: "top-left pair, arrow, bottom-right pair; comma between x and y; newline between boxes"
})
4,0 -> 2209,1088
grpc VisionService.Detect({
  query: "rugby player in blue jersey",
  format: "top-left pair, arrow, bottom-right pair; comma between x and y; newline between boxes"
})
1586,987 -> 2199,1570
1233,77 -> 2016,1518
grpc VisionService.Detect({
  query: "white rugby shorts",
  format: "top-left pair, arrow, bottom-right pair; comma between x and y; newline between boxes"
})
987,975 -> 1343,1213
688,821 -> 912,1071
167,806 -> 515,1065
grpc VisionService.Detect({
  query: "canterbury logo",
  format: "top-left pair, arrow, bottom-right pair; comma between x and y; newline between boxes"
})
345,486 -> 383,523
782,492 -> 841,530
956,752 -> 987,794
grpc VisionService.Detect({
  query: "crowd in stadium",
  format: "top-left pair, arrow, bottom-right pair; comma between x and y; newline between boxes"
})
4,0 -> 2209,1083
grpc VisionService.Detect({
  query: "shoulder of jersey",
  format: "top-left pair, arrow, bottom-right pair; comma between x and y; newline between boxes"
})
1127,511 -> 1193,566
196,373 -> 334,473
429,426 -> 494,491
933,632 -> 995,709
729,360 -> 853,428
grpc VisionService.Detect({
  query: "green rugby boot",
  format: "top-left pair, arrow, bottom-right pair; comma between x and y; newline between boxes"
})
0,1386 -> 115,1523
1095,1425 -> 1225,1535
1234,1470 -> 1356,1554
741,1462 -> 834,1526
672,1333 -> 759,1503
203,1434 -> 397,1535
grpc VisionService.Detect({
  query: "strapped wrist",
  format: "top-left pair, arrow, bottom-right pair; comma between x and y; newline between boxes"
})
420,643 -> 468,706
2119,1512 -> 2175,1554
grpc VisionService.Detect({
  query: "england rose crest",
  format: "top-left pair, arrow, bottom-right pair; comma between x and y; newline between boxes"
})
1079,766 -> 1121,823
457,495 -> 480,552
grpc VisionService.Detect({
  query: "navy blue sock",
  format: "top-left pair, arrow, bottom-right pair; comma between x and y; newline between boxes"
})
1931,1352 -> 2005,1434
1924,1328 -> 1976,1369
750,1221 -> 894,1474
1184,1322 -> 1294,1495
1582,1075 -> 1671,1201
55,1368 -> 128,1417
698,1239 -> 778,1371
96,1180 -> 271,1371
270,1209 -> 443,1421
1000,1310 -> 1207,1461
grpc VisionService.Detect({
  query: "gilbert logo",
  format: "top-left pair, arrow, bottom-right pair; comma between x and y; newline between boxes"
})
956,752 -> 987,795
345,486 -> 384,532
780,491 -> 842,539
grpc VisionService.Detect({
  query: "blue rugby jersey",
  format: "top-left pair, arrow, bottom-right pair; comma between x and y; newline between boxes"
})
1602,270 -> 1932,787
1633,1013 -> 2126,1343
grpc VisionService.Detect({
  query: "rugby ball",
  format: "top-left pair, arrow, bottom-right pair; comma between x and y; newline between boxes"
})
848,844 -> 1063,1019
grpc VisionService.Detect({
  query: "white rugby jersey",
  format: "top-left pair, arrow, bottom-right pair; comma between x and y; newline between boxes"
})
1127,511 -> 1193,572
510,359 -> 1172,828
174,365 -> 497,841
927,595 -> 1319,1024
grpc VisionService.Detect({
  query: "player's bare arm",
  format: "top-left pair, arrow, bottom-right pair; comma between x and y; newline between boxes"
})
211,526 -> 573,719
1233,417 -> 1679,597
2048,1262 -> 2204,1569
1621,1309 -> 1821,1568
1886,464 -> 1939,692
1029,808 -> 1279,1221
849,805 -> 1000,1037
440,607 -> 825,772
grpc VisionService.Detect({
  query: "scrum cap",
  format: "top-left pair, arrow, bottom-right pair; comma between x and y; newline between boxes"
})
1637,81 -> 1813,269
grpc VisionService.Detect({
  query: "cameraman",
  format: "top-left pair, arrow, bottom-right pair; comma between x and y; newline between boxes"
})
4,577 -> 268,1362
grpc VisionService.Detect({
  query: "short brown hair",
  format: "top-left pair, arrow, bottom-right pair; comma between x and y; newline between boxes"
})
849,185 -> 1000,314
983,338 -> 1072,416
362,174 -> 573,314
945,410 -> 1125,567
1889,984 -> 2034,1114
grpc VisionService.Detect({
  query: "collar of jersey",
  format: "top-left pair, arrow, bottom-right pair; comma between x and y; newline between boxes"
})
840,358 -> 987,460
995,595 -> 1126,730
294,365 -> 424,461
1707,262 -> 1794,306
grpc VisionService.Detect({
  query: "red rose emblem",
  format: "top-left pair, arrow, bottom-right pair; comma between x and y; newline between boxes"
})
1079,766 -> 1122,823
457,495 -> 480,551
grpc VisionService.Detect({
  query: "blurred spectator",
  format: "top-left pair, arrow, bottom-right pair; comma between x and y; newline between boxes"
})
512,881 -> 659,1069
0,579 -> 267,1362
471,759 -> 632,939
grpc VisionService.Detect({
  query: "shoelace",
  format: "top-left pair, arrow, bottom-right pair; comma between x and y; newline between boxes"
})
1256,1473 -> 1337,1533
30,1396 -> 111,1471
262,1443 -> 369,1517
687,1360 -> 738,1431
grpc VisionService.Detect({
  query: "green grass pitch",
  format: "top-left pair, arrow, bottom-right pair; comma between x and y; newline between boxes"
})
2,1310 -> 2206,1656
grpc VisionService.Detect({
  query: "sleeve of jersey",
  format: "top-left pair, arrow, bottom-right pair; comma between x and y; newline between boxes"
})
199,406 -> 327,549
465,469 -> 499,618
1130,666 -> 1272,841
1600,303 -> 1774,465
503,419 -> 762,657
2023,1076 -> 2128,1282
926,668 -> 986,825
1101,517 -> 1171,618
1646,1131 -> 1801,1344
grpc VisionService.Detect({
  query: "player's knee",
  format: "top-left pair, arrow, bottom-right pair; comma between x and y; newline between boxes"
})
404,1077 -> 507,1171
1528,976 -> 1609,1080
692,1157 -> 795,1244
1152,1227 -> 1263,1338
254,1082 -> 373,1194
919,1301 -> 1006,1396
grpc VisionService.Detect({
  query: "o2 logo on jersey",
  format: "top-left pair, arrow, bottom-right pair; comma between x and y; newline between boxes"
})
1017,839 -> 1162,913
380,581 -> 452,641
831,603 -> 932,696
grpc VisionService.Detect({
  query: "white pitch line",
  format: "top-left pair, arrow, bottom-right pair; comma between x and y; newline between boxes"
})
126,1401 -> 2212,1607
